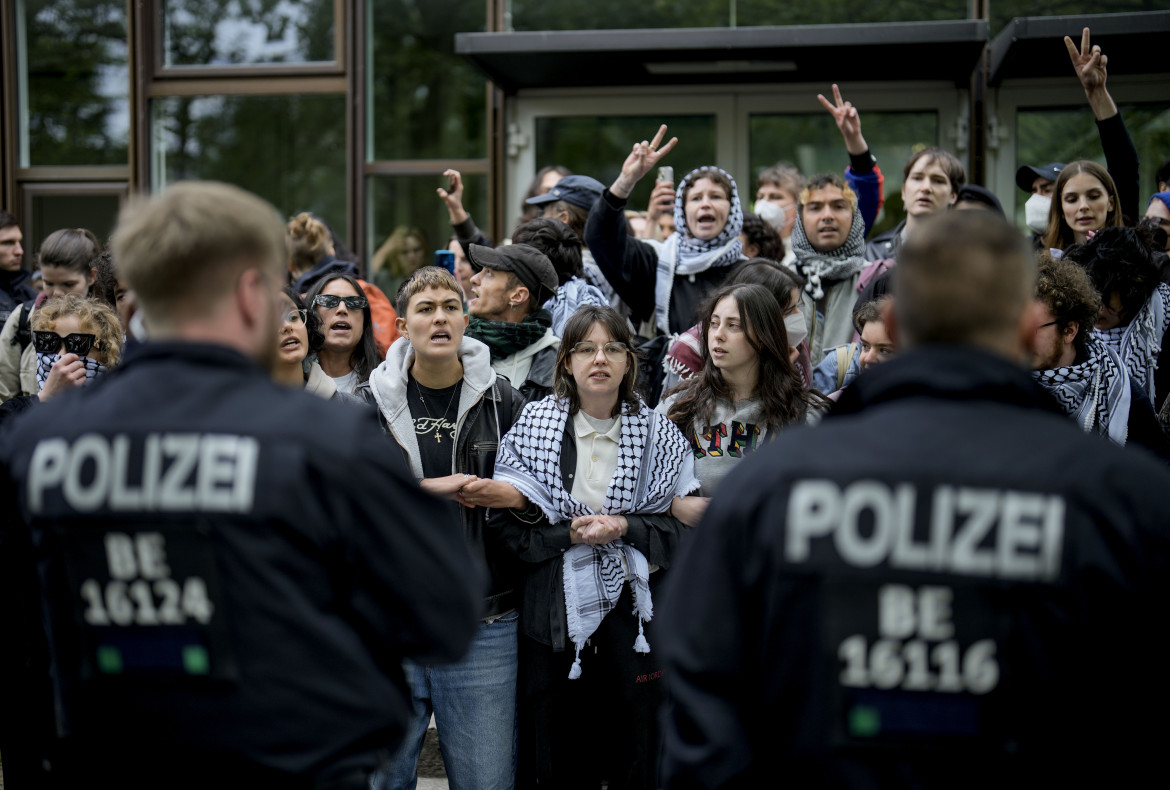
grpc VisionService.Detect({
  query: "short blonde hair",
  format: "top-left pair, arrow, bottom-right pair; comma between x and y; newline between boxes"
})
396,265 -> 463,316
112,181 -> 288,327
32,294 -> 124,367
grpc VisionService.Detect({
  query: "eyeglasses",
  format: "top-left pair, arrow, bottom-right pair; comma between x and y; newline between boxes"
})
570,341 -> 629,360
313,294 -> 368,310
33,331 -> 98,356
282,308 -> 308,325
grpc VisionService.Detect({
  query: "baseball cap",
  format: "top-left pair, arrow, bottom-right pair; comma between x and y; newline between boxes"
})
1015,163 -> 1065,193
467,243 -> 559,305
525,175 -> 605,211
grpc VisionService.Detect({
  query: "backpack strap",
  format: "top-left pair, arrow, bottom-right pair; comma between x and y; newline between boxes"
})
12,302 -> 32,351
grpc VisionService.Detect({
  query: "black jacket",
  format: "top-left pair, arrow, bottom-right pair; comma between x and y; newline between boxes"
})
585,188 -> 738,335
358,347 -> 528,617
0,342 -> 484,787
502,424 -> 690,650
863,219 -> 904,263
659,346 -> 1170,789
0,269 -> 36,326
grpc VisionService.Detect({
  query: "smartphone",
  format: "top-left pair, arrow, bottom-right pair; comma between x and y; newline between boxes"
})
434,249 -> 456,275
657,166 -> 674,185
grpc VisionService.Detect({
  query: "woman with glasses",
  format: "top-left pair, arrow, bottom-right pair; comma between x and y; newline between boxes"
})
305,273 -> 381,395
0,293 -> 122,426
0,227 -> 102,403
491,304 -> 699,790
273,287 -> 353,401
661,283 -> 830,511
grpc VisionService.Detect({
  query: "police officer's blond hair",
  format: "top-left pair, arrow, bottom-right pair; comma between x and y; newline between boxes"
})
112,181 -> 288,327
895,211 -> 1036,352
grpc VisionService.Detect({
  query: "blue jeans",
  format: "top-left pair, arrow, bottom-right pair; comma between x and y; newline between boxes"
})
377,611 -> 519,790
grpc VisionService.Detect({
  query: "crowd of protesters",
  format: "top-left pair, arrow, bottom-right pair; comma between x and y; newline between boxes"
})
3,23 -> 1170,790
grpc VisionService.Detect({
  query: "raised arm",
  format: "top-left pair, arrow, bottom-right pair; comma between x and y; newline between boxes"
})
819,84 -> 884,235
1067,27 -> 1139,222
439,168 -> 494,249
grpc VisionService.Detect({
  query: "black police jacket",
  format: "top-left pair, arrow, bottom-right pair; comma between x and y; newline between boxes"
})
0,342 -> 485,786
658,346 -> 1170,789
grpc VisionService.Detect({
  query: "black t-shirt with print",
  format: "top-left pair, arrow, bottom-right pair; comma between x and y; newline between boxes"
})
407,376 -> 462,479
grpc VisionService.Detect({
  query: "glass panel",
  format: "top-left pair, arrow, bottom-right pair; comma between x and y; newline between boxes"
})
1014,103 -> 1170,227
163,0 -> 335,67
368,0 -> 486,160
152,95 -> 347,237
368,173 -> 488,285
534,116 -> 717,214
750,112 -> 939,237
28,193 -> 123,255
18,0 -> 129,166
507,0 -> 966,29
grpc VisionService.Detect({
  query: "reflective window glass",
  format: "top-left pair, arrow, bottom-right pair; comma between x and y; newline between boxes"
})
534,116 -> 717,214
163,0 -> 335,67
369,173 -> 488,289
152,95 -> 346,234
18,0 -> 129,166
368,0 -> 486,161
1015,104 -> 1170,227
750,112 -> 939,237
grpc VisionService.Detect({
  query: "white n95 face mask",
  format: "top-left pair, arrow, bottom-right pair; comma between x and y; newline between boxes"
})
753,201 -> 787,234
1024,193 -> 1051,235
784,311 -> 808,350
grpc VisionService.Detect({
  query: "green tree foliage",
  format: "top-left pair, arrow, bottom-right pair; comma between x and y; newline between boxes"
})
164,0 -> 334,65
23,0 -> 127,166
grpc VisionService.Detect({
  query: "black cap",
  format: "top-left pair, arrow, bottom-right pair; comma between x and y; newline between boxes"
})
1015,163 -> 1065,193
954,184 -> 1004,217
467,243 -> 559,305
525,175 -> 605,211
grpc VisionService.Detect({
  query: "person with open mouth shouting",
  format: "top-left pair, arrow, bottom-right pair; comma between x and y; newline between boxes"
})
305,272 -> 382,396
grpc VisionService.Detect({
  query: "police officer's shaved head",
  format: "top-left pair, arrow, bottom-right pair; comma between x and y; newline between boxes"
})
895,210 -> 1036,355
113,181 -> 288,328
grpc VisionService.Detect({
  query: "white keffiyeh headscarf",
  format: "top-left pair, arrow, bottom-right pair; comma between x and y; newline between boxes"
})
1093,282 -> 1170,402
494,395 -> 699,678
1033,334 -> 1131,445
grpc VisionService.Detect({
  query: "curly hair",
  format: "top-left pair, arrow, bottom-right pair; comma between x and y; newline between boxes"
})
31,294 -> 124,367
553,306 -> 641,418
92,249 -> 119,312
1064,225 -> 1159,326
512,217 -> 583,284
1035,254 -> 1100,357
740,213 -> 786,263
665,283 -> 827,439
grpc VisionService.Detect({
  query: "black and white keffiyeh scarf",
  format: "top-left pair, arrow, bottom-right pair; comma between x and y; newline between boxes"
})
1093,283 -> 1170,402
791,199 -> 868,301
669,166 -> 744,276
35,352 -> 106,392
494,395 -> 699,678
1033,334 -> 1131,445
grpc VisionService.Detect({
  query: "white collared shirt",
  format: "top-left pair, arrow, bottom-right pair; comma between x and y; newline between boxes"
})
571,410 -> 622,512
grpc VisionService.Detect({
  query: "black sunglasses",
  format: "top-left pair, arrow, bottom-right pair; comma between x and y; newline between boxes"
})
33,331 -> 98,356
313,294 -> 368,310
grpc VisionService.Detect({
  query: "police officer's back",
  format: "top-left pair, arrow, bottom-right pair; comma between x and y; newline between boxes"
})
0,182 -> 484,789
658,211 -> 1170,789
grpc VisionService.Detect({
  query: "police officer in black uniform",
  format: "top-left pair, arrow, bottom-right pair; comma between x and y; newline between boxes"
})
658,210 -> 1170,789
0,181 -> 484,789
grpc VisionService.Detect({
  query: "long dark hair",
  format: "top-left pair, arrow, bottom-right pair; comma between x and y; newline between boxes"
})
666,283 -> 823,438
553,305 -> 641,417
305,273 -> 381,383
1042,160 -> 1122,251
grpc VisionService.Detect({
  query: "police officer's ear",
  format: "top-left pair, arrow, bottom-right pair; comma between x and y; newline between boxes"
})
1019,300 -> 1047,363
